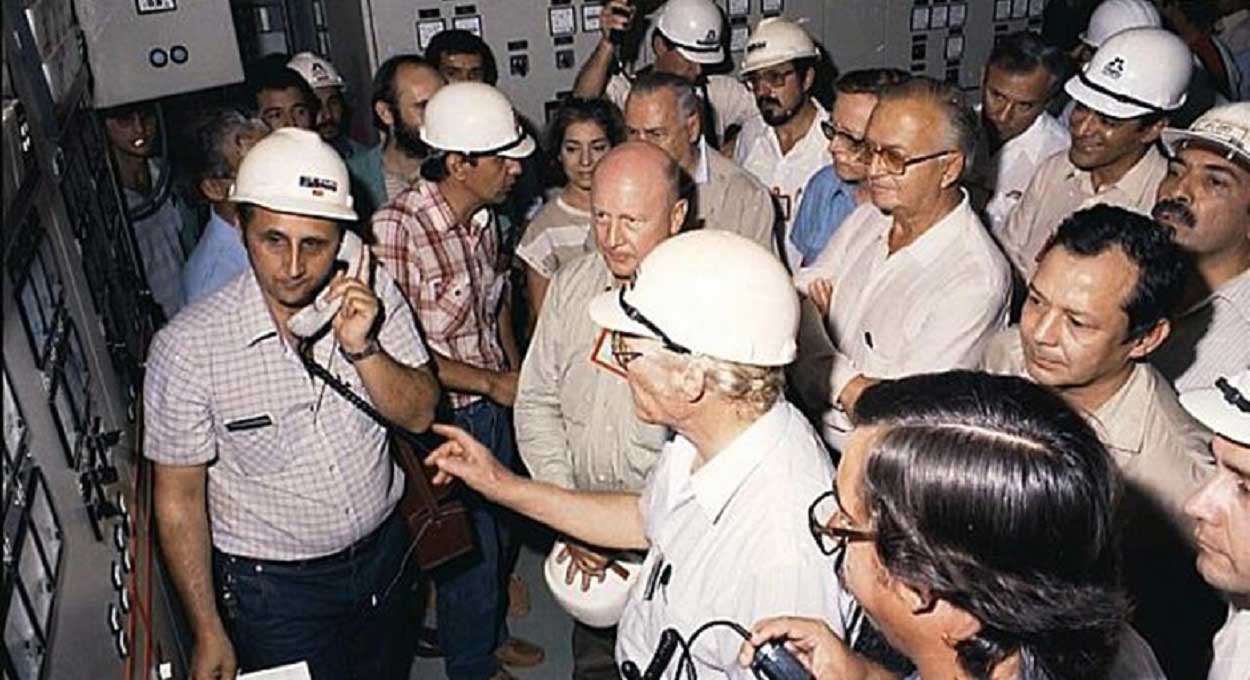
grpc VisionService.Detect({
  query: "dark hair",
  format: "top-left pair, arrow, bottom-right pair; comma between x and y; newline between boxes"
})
1039,204 -> 1186,340
878,76 -> 980,172
247,62 -> 318,115
853,371 -> 1130,680
370,53 -> 432,131
100,100 -> 158,122
630,71 -> 702,122
425,29 -> 498,85
834,68 -> 911,96
988,31 -> 1072,90
543,98 -> 626,186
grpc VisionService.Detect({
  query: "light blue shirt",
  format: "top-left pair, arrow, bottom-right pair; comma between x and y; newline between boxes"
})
788,165 -> 858,267
181,209 -> 249,305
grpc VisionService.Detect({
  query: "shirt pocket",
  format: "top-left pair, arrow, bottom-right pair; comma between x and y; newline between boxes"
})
423,273 -> 473,338
217,411 -> 292,477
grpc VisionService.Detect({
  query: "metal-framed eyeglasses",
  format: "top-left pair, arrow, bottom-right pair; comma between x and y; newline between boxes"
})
609,288 -> 692,370
855,141 -> 956,177
808,488 -> 875,571
742,66 -> 798,90
820,120 -> 866,152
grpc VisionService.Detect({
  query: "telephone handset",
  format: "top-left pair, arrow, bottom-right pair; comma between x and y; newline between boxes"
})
288,230 -> 367,338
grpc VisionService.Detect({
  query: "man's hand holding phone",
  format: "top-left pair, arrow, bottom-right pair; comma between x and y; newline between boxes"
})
600,0 -> 634,45
326,247 -> 380,357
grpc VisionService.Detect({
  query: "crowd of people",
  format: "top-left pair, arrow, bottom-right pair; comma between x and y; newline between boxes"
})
127,1 -> 1250,679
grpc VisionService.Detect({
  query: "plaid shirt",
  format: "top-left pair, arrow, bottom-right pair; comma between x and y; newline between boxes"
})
372,179 -> 508,409
143,266 -> 431,561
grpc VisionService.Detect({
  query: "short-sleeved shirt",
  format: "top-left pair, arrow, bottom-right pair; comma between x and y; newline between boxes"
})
1153,268 -> 1250,393
515,193 -> 594,278
794,193 -> 1012,448
733,100 -> 832,269
1211,605 -> 1250,680
372,179 -> 509,409
999,146 -> 1168,279
616,401 -> 855,679
142,265 -> 431,560
968,112 -> 1070,234
181,209 -> 249,305
125,163 -> 187,319
788,165 -> 858,267
606,72 -> 758,145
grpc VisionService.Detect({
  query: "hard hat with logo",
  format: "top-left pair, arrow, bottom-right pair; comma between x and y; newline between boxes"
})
739,17 -> 819,75
228,127 -> 356,221
1180,369 -> 1250,446
419,82 -> 535,158
1162,102 -> 1250,165
1064,28 -> 1191,119
543,543 -> 642,628
287,51 -> 345,90
588,230 -> 799,366
654,0 -> 726,65
1080,0 -> 1161,49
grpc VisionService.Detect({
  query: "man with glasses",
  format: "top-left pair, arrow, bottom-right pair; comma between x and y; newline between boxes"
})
733,18 -> 831,270
788,69 -> 909,270
427,230 -> 855,679
793,77 -> 1011,450
514,142 -> 682,679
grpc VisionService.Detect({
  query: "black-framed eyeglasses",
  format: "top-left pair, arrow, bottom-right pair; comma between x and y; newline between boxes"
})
742,66 -> 798,90
808,489 -> 875,570
855,141 -> 956,177
617,288 -> 691,357
820,120 -> 865,151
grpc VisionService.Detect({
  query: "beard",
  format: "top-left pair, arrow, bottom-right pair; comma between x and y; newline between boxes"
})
757,97 -> 801,127
393,118 -> 429,159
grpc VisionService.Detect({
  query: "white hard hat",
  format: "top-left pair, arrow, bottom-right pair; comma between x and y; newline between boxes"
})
740,17 -> 819,75
228,127 -> 356,221
1162,102 -> 1250,165
1180,369 -> 1250,446
588,230 -> 798,366
654,0 -> 726,66
543,543 -> 642,629
419,82 -> 535,159
287,51 -> 344,90
1064,28 -> 1191,119
1080,0 -> 1161,49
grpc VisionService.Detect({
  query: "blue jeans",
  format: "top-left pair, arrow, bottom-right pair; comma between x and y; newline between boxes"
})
212,511 -> 412,680
435,399 -> 516,680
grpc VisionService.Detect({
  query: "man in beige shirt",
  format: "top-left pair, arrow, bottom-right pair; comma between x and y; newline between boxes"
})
623,71 -> 777,253
999,28 -> 1192,278
982,204 -> 1219,677
515,142 -> 681,680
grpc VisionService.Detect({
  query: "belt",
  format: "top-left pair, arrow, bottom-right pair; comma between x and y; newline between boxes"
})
218,511 -> 397,570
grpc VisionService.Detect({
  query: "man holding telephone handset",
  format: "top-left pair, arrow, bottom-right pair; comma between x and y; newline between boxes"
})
144,127 -> 441,680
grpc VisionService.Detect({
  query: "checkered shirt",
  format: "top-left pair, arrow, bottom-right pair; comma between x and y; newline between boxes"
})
142,265 -> 431,561
371,179 -> 509,409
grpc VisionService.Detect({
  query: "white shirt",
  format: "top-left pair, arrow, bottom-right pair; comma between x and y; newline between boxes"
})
607,72 -> 759,145
1154,268 -> 1250,393
795,193 -> 1011,449
734,100 -> 832,270
971,112 -> 1070,234
616,401 -> 854,679
1211,605 -> 1250,680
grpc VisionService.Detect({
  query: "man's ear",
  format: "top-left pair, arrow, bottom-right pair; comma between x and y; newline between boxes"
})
674,359 -> 707,404
669,198 -> 690,235
446,152 -> 472,181
940,152 -> 966,189
374,101 -> 395,130
685,109 -> 702,145
1140,116 -> 1168,146
1127,318 -> 1171,360
802,66 -> 816,95
199,177 -> 231,203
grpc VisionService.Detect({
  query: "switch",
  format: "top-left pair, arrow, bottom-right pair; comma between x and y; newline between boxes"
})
555,49 -> 575,70
148,48 -> 168,68
170,45 -> 188,64
510,54 -> 529,77
549,6 -> 576,36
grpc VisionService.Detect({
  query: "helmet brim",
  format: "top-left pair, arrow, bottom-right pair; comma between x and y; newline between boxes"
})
588,288 -> 658,339
228,192 -> 358,223
676,44 -> 725,65
1161,127 -> 1250,164
1180,387 -> 1250,445
498,134 -> 536,159
1064,74 -> 1154,120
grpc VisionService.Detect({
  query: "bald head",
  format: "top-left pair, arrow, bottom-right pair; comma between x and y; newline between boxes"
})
591,141 -> 689,279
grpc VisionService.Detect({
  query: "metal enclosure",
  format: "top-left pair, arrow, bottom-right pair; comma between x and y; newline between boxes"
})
74,0 -> 245,107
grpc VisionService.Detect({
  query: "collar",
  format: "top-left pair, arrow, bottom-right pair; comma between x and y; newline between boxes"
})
688,401 -> 790,523
1090,363 -> 1153,456
421,180 -> 493,234
235,269 -> 281,348
1066,145 -> 1166,198
206,207 -> 237,236
883,189 -> 976,267
999,112 -> 1061,160
768,99 -> 828,158
1217,8 -> 1250,33
693,138 -> 711,185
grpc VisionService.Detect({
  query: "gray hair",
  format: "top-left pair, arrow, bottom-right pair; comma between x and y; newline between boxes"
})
690,355 -> 785,419
879,77 -> 979,171
193,108 -> 269,183
629,71 -> 701,123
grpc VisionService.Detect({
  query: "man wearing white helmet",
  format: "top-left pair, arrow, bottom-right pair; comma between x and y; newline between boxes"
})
427,230 -> 854,680
1182,368 -> 1250,680
1000,27 -> 1192,280
516,142 -> 681,680
573,0 -> 757,147
1074,0 -> 1163,64
1152,102 -> 1250,395
287,51 -> 365,158
733,17 -> 832,271
145,128 -> 441,680
371,82 -> 541,680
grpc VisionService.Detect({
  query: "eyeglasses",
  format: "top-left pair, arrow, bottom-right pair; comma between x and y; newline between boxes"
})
855,141 -> 956,177
616,287 -> 691,357
743,66 -> 797,90
808,489 -> 875,571
820,120 -> 866,151
609,331 -> 643,370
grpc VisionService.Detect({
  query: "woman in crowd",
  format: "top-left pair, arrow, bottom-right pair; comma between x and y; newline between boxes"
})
516,97 -> 624,328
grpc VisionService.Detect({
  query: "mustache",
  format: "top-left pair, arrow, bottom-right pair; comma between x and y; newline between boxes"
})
756,97 -> 781,108
1152,199 -> 1196,229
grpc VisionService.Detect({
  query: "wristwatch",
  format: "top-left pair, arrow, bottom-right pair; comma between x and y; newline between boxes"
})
339,338 -> 381,363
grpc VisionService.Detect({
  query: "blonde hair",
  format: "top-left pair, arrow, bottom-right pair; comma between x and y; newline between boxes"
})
690,355 -> 785,418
